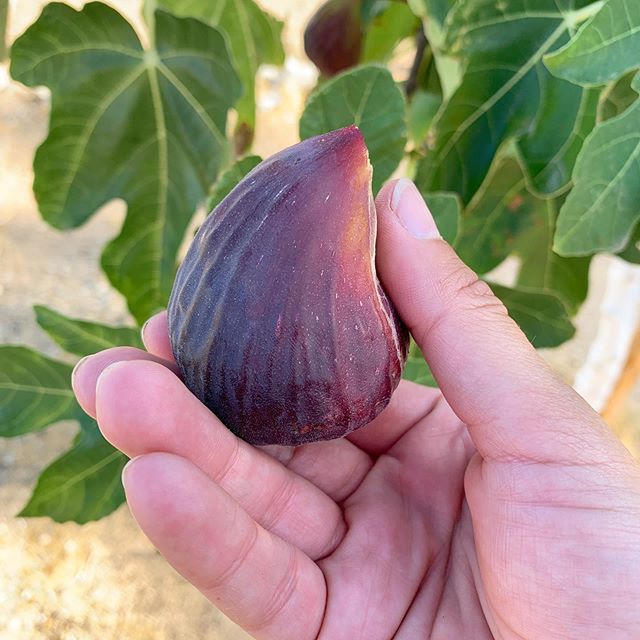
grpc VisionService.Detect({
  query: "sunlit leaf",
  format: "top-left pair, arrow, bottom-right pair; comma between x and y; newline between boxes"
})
19,424 -> 127,523
554,97 -> 640,255
0,346 -> 79,437
416,0 -> 576,203
545,0 -> 640,85
300,65 -> 407,192
155,0 -> 284,135
10,3 -> 241,323
362,2 -> 419,63
408,89 -> 441,143
35,305 -> 143,356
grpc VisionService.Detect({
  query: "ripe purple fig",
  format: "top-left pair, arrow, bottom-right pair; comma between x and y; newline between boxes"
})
304,0 -> 362,76
168,126 -> 409,446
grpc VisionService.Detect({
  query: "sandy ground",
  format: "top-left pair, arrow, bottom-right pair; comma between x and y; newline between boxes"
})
0,1 -> 638,639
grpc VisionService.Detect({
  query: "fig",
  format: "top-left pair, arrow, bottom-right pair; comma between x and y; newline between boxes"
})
304,0 -> 363,76
168,126 -> 408,446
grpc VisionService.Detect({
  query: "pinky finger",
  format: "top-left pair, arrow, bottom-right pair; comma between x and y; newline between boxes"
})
123,452 -> 326,640
141,311 -> 175,362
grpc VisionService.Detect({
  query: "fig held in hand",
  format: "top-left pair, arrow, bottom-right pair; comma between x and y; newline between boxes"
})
168,126 -> 409,446
304,0 -> 362,76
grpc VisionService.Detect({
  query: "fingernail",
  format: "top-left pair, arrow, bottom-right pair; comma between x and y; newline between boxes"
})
391,179 -> 440,240
72,355 -> 92,382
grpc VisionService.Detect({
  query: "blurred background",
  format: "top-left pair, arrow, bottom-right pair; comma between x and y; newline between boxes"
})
1,0 -> 639,638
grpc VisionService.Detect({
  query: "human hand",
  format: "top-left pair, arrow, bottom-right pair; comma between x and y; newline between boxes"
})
72,179 -> 640,639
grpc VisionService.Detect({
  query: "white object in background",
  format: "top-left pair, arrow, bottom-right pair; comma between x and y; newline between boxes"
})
574,257 -> 640,412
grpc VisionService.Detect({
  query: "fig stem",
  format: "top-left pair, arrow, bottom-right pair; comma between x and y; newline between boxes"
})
405,28 -> 428,98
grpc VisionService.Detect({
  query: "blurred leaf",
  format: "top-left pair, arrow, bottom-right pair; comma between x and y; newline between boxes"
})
617,223 -> 640,263
34,306 -> 143,356
407,0 -> 454,24
554,97 -> 640,255
0,346 -> 79,437
516,199 -> 591,314
403,341 -> 438,386
362,2 -> 419,63
408,89 -> 441,143
207,155 -> 262,211
300,65 -> 407,192
490,284 -> 576,348
455,156 -> 535,274
598,71 -> 639,121
155,0 -> 284,134
420,191 -> 461,245
545,0 -> 640,85
10,4 -> 241,323
416,1 -> 576,203
19,424 -> 127,523
518,73 -> 599,197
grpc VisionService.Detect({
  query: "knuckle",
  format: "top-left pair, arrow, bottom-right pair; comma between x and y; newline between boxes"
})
252,548 -> 300,632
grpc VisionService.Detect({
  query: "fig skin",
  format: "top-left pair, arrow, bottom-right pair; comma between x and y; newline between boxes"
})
304,0 -> 362,76
168,126 -> 409,446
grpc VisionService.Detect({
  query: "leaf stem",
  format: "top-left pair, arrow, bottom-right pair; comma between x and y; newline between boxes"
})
144,0 -> 157,50
406,27 -> 428,97
565,1 -> 605,29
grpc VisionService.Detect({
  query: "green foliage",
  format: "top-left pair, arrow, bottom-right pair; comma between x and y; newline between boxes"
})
5,0 -> 640,522
0,346 -> 80,438
35,305 -> 143,356
154,0 -> 284,142
10,3 -> 241,323
490,284 -> 576,349
554,94 -> 640,255
362,2 -> 419,63
207,155 -> 263,211
300,65 -> 407,192
19,424 -> 128,523
545,0 -> 640,84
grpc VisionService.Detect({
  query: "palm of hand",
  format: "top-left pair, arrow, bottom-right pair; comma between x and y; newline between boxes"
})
311,387 -> 638,640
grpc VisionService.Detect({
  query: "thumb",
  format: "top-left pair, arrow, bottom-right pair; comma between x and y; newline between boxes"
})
375,178 -> 627,465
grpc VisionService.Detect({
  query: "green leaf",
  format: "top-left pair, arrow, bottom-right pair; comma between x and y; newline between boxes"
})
490,284 -> 576,348
362,2 -> 419,63
416,1 -> 574,203
34,305 -> 143,357
19,424 -> 127,523
518,72 -> 599,197
408,89 -> 441,144
545,0 -> 640,85
0,346 -> 79,437
598,71 -> 640,121
407,0 -> 455,25
10,3 -> 241,323
207,155 -> 262,211
516,199 -> 591,314
420,191 -> 461,245
455,156 -> 535,274
554,98 -> 640,255
617,223 -> 640,263
299,65 -> 407,193
155,0 -> 284,133
403,341 -> 438,386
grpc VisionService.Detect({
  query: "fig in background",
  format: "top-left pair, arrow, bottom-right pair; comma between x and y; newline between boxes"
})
304,0 -> 363,76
